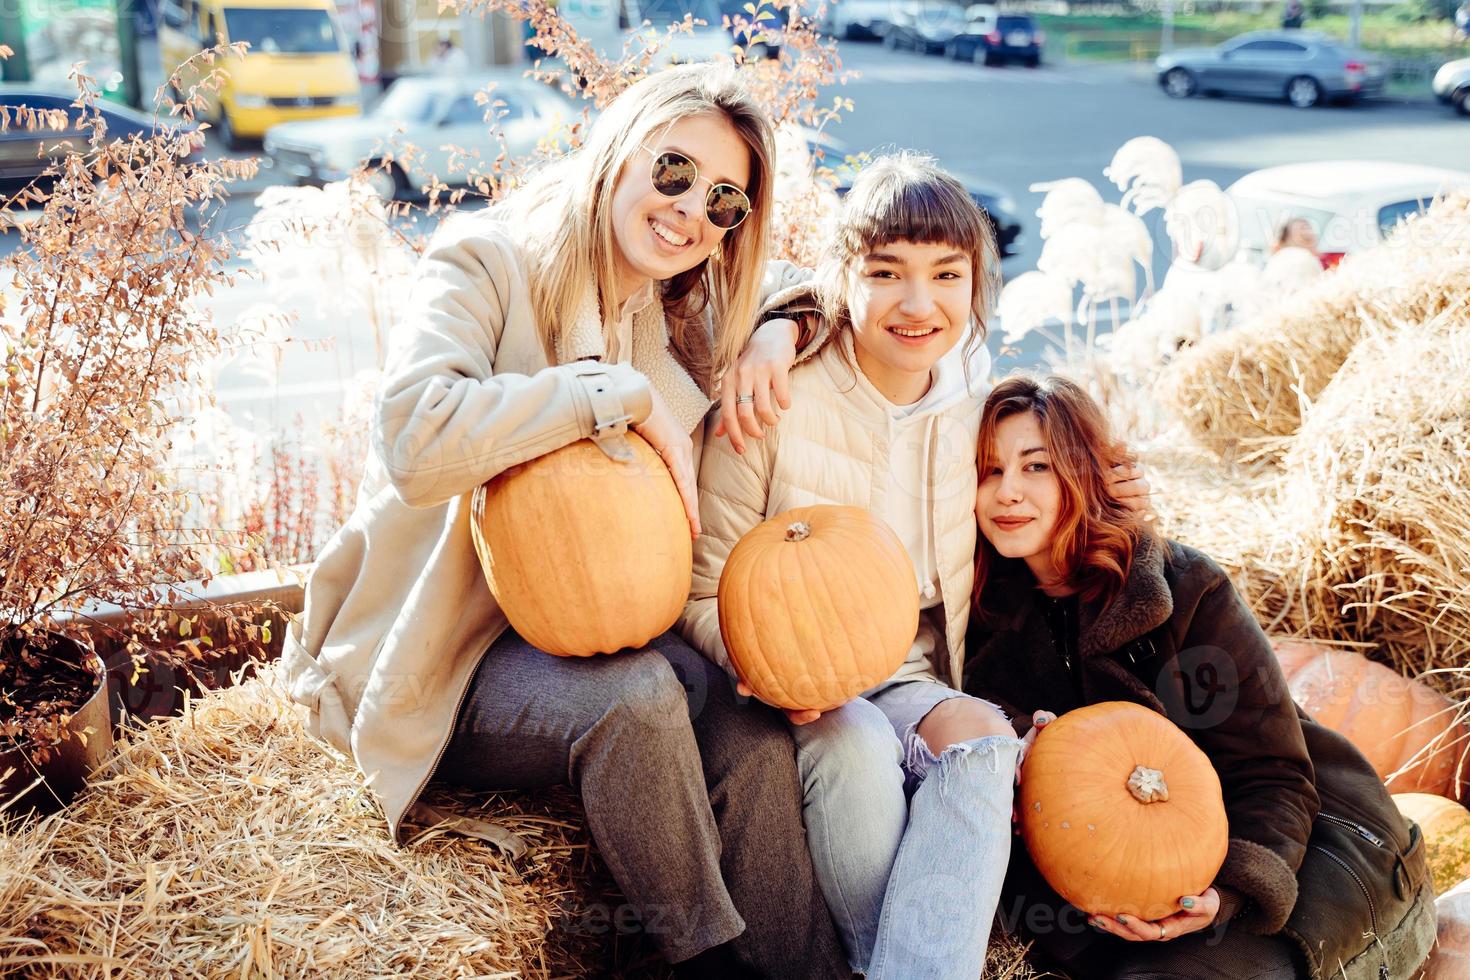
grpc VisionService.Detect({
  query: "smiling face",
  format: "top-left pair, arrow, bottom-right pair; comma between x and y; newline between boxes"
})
846,239 -> 973,405
608,112 -> 751,302
976,410 -> 1064,586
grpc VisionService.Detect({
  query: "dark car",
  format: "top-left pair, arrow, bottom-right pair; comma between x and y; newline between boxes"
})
799,126 -> 1023,256
0,87 -> 198,191
832,171 -> 1022,256
883,0 -> 968,55
947,9 -> 1044,67
1156,30 -> 1387,108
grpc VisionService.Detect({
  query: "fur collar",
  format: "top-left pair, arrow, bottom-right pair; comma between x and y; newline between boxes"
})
1077,532 -> 1174,659
554,284 -> 711,434
978,532 -> 1175,660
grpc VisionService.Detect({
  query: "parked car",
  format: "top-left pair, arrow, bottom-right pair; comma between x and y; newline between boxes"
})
1432,57 -> 1470,116
1227,161 -> 1470,265
262,72 -> 579,199
555,0 -> 771,66
883,0 -> 967,54
0,87 -> 199,190
1156,30 -> 1387,108
827,0 -> 899,40
946,7 -> 1043,66
159,0 -> 360,150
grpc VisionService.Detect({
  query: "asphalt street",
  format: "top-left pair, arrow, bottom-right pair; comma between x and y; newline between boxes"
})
9,42 -> 1466,439
823,41 -> 1469,367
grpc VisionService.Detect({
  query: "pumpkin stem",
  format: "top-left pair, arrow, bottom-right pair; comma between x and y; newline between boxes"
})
1127,765 -> 1169,804
784,521 -> 812,543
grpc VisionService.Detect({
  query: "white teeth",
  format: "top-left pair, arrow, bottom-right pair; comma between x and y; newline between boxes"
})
651,219 -> 691,247
890,326 -> 937,337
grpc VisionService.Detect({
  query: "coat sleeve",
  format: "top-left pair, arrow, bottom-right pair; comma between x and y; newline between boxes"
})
756,259 -> 829,364
374,217 -> 653,508
675,419 -> 777,677
1174,563 -> 1320,934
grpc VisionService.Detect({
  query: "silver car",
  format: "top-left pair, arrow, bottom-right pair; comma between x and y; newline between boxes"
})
263,72 -> 580,199
1432,58 -> 1470,116
1156,30 -> 1387,108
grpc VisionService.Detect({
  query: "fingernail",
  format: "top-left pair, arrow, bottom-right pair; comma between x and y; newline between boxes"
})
1115,914 -> 1127,923
1182,897 -> 1195,909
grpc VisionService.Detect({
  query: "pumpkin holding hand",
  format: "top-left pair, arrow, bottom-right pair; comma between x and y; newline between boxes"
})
717,505 -> 918,714
1018,702 -> 1228,936
471,432 -> 692,658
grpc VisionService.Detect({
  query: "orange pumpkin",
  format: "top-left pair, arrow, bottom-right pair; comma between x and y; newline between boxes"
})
1019,701 -> 1229,922
1272,640 -> 1468,799
1422,877 -> 1470,980
470,434 -> 691,657
717,505 -> 917,711
1393,793 -> 1470,896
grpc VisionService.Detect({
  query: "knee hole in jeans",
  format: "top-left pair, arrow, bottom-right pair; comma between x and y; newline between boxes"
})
916,696 -> 1013,754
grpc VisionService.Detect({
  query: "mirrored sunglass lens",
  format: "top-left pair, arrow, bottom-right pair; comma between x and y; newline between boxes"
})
706,186 -> 750,229
652,153 -> 697,196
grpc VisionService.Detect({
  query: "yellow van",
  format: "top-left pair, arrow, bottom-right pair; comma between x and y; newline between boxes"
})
159,0 -> 361,149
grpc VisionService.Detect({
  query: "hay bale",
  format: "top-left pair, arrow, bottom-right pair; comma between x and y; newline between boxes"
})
1153,301 -> 1470,710
0,670 -> 661,977
0,668 -> 1041,978
1270,302 -> 1470,694
1159,191 -> 1470,461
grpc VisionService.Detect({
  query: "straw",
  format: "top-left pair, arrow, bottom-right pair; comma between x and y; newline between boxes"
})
1159,191 -> 1470,462
0,667 -> 1041,977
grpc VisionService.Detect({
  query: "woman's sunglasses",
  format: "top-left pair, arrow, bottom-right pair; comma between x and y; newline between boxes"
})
642,147 -> 752,230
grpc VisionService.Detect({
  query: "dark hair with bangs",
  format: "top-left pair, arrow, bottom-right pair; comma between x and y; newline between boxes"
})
817,151 -> 1001,362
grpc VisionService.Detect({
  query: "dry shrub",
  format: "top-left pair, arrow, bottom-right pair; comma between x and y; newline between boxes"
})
0,669 -> 1041,978
0,58 -> 274,755
1158,191 -> 1470,462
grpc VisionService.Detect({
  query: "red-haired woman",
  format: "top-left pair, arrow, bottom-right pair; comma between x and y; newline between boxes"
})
963,375 -> 1436,980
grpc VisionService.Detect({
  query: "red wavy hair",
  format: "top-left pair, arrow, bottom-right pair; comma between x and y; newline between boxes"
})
973,375 -> 1152,609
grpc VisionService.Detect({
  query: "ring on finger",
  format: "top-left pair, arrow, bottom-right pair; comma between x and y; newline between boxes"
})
1158,925 -> 1168,941
735,393 -> 755,405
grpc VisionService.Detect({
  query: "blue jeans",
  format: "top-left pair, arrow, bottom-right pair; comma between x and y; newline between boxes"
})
793,679 -> 1022,977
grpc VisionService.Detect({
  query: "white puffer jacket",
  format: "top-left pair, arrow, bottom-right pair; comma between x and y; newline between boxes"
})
679,334 -> 991,690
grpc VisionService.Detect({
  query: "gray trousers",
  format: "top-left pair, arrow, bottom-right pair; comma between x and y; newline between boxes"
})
433,629 -> 849,978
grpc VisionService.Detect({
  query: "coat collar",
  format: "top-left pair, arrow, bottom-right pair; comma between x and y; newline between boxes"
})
554,283 -> 711,434
977,532 -> 1174,661
1077,532 -> 1174,659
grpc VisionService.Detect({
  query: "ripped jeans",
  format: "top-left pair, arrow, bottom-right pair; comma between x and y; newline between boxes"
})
792,679 -> 1023,978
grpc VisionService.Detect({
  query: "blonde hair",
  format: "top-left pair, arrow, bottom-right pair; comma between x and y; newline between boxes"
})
816,152 -> 1000,365
499,64 -> 774,391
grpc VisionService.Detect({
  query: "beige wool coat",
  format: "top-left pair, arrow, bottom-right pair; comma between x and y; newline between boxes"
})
280,209 -> 819,842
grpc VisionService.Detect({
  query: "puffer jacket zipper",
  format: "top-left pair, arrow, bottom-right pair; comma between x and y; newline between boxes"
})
1310,843 -> 1377,935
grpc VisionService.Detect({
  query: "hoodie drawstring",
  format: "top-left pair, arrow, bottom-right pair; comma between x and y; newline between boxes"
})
919,415 -> 937,603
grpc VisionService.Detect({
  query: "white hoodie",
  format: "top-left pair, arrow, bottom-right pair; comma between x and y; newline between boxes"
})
680,329 -> 991,690
838,332 -> 990,688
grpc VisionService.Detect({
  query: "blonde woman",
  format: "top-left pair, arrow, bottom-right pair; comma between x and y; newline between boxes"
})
282,64 -> 847,977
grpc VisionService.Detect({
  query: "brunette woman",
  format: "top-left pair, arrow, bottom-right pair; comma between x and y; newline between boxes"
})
965,375 -> 1437,980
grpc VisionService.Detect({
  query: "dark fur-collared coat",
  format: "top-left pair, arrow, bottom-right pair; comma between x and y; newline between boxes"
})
965,533 -> 1437,979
